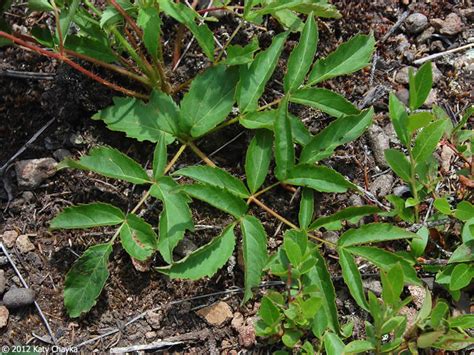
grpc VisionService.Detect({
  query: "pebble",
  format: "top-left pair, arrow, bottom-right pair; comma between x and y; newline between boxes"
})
322,231 -> 339,252
174,237 -> 198,258
145,310 -> 163,330
363,279 -> 383,296
349,194 -> 364,207
0,270 -> 5,295
22,191 -> 35,203
1,230 -> 18,248
394,34 -> 410,54
367,125 -> 390,169
432,13 -> 463,35
16,235 -> 35,253
400,307 -> 417,332
0,257 -> 8,266
408,285 -> 426,309
405,13 -> 428,34
3,288 -> 35,309
395,64 -> 442,85
369,174 -> 394,198
15,158 -> 57,189
145,331 -> 156,340
440,145 -> 455,172
395,88 -> 409,106
416,26 -> 435,44
237,324 -> 256,348
68,133 -> 86,147
423,89 -> 437,108
53,148 -> 72,162
0,306 -> 8,328
196,301 -> 233,327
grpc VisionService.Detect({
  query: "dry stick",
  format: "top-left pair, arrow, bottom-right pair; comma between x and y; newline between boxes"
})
0,69 -> 55,80
0,243 -> 58,345
413,42 -> 474,65
381,10 -> 410,43
0,32 -> 148,99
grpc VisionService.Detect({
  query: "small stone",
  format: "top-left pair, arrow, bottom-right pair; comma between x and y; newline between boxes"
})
69,133 -> 86,147
432,64 -> 442,84
231,312 -> 245,330
145,310 -> 163,330
384,123 -> 400,144
0,257 -> 8,266
405,13 -> 428,34
394,34 -> 410,54
363,279 -> 383,296
145,331 -> 156,340
237,324 -> 256,348
393,185 -> 411,198
16,235 -> 35,253
322,231 -> 339,252
196,301 -> 233,327
400,306 -> 417,331
349,194 -> 364,207
0,270 -> 5,295
174,237 -> 198,258
21,191 -> 35,203
3,288 -> 35,309
416,26 -> 435,44
438,13 -> 463,35
408,285 -> 426,309
11,276 -> 21,286
53,148 -> 72,162
2,230 -> 18,248
395,66 -> 413,85
0,306 -> 8,328
395,88 -> 409,106
461,8 -> 474,22
367,125 -> 390,169
423,89 -> 437,108
15,158 -> 57,189
440,145 -> 455,172
369,174 -> 394,198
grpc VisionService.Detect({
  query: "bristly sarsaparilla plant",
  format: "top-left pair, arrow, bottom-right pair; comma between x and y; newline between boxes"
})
2,0 -> 473,352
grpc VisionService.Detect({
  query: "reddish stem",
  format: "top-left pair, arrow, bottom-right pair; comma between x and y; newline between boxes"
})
0,31 -> 148,99
108,0 -> 143,38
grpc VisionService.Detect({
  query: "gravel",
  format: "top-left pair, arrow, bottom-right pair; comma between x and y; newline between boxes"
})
3,288 -> 35,309
405,13 -> 428,34
15,158 -> 57,189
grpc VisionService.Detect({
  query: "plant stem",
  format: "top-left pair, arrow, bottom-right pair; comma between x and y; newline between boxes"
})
215,21 -> 243,63
164,144 -> 187,174
108,0 -> 143,38
248,182 -> 281,202
51,0 -> 64,55
187,141 -> 217,167
407,145 -> 420,222
0,31 -> 148,99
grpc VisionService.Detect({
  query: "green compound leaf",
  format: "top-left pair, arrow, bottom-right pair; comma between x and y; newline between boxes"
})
64,243 -> 112,317
338,223 -> 418,247
224,37 -> 259,66
158,0 -> 214,59
120,214 -> 158,261
236,32 -> 288,113
274,98 -> 295,181
299,187 -> 314,230
137,6 -> 161,60
300,108 -> 374,164
307,33 -> 375,85
284,14 -> 318,93
240,215 -> 268,303
93,90 -> 180,143
309,206 -> 380,231
384,149 -> 411,183
174,165 -> 250,198
59,146 -> 150,185
381,263 -> 404,306
245,130 -> 273,194
338,248 -> 369,311
285,164 -> 354,193
150,177 -> 194,264
409,61 -> 433,110
449,263 -> 472,291
180,65 -> 239,137
412,119 -> 447,163
155,224 -> 236,280
346,246 -> 421,285
289,88 -> 359,118
50,203 -> 125,230
181,184 -> 248,218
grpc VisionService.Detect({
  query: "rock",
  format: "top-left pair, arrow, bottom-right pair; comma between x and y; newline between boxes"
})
21,191 -> 35,203
231,312 -> 245,330
369,174 -> 394,198
2,230 -> 18,248
3,288 -> 35,309
0,270 -> 5,295
349,194 -> 364,207
433,13 -> 463,35
393,185 -> 411,198
432,64 -> 442,84
408,285 -> 426,309
237,324 -> 256,348
400,306 -> 417,331
416,26 -> 435,44
196,301 -> 233,327
16,235 -> 35,253
145,331 -> 157,340
440,145 -> 455,171
0,257 -> 8,266
68,133 -> 86,147
394,34 -> 410,54
145,310 -> 163,330
461,8 -> 474,22
423,89 -> 437,108
384,123 -> 400,144
322,231 -> 339,252
15,158 -> 57,189
367,125 -> 390,169
395,88 -> 409,106
53,148 -> 72,162
405,13 -> 428,34
0,306 -> 8,328
174,237 -> 198,258
363,279 -> 383,296
395,66 -> 413,85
